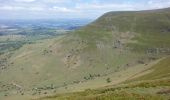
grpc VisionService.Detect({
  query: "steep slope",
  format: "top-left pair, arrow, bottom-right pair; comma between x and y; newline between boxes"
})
0,8 -> 170,100
78,8 -> 170,53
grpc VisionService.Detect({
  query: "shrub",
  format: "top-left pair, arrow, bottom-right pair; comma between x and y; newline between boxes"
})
106,78 -> 111,83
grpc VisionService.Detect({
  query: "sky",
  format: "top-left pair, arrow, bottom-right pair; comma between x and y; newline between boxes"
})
0,0 -> 170,19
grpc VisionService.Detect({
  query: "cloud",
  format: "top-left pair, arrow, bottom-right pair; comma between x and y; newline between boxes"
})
147,0 -> 170,9
75,3 -> 134,11
0,0 -> 170,19
15,0 -> 36,2
51,6 -> 77,13
0,5 -> 76,12
42,0 -> 71,3
0,5 -> 44,11
0,6 -> 25,10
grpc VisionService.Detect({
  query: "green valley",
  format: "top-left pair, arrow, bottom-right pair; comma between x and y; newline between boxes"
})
0,7 -> 170,100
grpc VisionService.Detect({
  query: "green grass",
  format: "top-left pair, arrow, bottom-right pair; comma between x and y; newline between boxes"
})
90,9 -> 170,53
36,78 -> 170,100
130,56 -> 170,81
36,55 -> 170,100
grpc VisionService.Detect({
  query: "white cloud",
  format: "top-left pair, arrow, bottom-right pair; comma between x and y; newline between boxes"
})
28,6 -> 44,11
0,5 -> 44,11
0,5 -> 76,13
42,0 -> 71,3
1,0 -> 170,19
15,0 -> 36,2
74,0 -> 170,13
147,0 -> 170,9
50,6 -> 77,13
0,6 -> 25,10
75,3 -> 134,11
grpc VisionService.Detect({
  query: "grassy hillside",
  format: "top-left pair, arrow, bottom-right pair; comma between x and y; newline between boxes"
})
130,56 -> 170,81
0,8 -> 170,100
36,57 -> 170,100
35,8 -> 170,100
82,8 -> 170,52
37,79 -> 170,100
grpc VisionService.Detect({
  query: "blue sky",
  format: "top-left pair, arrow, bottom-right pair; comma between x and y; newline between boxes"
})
0,0 -> 170,19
